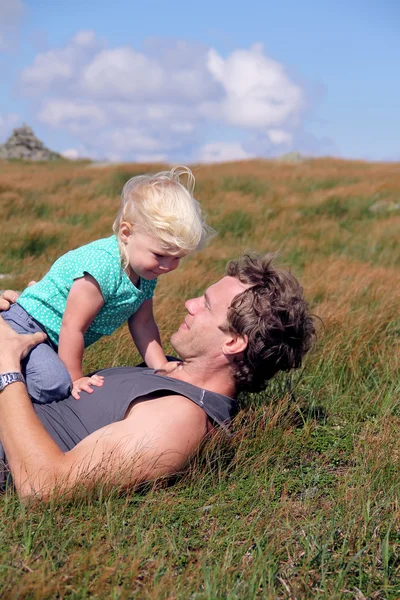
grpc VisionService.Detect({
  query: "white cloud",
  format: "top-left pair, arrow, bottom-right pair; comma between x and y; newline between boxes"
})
82,46 -> 218,103
196,142 -> 252,163
20,30 -> 101,93
38,100 -> 106,131
203,44 -> 304,129
171,122 -> 194,133
245,128 -> 339,159
81,48 -> 166,100
0,0 -> 25,51
135,153 -> 168,163
22,51 -> 74,89
99,128 -> 162,153
72,30 -> 97,47
19,32 -> 311,162
268,129 -> 293,145
61,148 -> 79,160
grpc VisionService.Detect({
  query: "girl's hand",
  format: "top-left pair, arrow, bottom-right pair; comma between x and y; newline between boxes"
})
158,361 -> 181,374
0,290 -> 20,311
72,375 -> 104,400
0,282 -> 36,311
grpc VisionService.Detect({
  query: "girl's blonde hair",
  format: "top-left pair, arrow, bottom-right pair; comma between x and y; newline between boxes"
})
113,166 -> 214,267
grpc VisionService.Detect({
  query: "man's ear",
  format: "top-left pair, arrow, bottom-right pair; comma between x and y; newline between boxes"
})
119,222 -> 133,243
222,332 -> 248,357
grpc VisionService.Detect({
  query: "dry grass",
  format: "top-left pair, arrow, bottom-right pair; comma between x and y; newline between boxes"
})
0,157 -> 399,598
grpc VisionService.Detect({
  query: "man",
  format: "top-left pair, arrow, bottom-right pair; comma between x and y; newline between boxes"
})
0,254 -> 315,500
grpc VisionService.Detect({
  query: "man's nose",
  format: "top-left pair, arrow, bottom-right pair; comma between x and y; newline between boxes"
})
185,297 -> 199,314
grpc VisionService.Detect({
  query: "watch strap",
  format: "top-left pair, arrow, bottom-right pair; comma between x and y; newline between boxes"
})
0,372 -> 26,392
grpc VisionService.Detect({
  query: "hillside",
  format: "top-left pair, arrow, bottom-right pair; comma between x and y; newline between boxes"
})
0,158 -> 399,598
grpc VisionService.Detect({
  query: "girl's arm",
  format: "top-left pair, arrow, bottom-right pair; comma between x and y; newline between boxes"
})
58,274 -> 105,398
128,299 -> 168,369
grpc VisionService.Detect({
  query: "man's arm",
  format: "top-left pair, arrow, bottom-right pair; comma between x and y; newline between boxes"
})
0,317 -> 208,500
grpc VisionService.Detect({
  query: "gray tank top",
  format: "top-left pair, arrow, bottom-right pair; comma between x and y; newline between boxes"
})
0,367 -> 237,485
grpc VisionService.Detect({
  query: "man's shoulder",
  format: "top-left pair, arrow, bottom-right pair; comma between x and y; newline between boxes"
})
126,392 -> 209,428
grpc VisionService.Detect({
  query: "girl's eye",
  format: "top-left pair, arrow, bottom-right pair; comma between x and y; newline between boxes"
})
154,253 -> 163,259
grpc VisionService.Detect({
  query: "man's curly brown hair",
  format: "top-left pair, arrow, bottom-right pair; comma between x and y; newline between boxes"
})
225,254 -> 316,393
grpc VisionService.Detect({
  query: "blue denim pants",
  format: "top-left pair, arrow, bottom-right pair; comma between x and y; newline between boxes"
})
2,304 -> 72,403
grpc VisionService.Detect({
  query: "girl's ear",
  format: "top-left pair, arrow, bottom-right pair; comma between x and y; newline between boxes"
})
119,222 -> 132,243
222,332 -> 248,358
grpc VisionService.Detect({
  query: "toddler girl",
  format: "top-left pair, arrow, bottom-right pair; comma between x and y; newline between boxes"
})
4,166 -> 212,401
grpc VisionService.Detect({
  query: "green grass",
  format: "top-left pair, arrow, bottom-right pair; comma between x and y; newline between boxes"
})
98,168 -> 154,198
213,210 -> 254,239
1,190 -> 54,221
299,194 -> 388,222
220,175 -> 269,198
6,233 -> 61,260
50,176 -> 93,192
0,159 -> 399,598
61,212 -> 102,227
292,176 -> 359,193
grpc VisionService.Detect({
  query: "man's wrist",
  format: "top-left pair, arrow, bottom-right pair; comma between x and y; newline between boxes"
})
0,371 -> 26,393
0,361 -> 23,372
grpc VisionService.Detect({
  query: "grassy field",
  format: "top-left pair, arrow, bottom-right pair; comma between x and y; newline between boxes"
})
0,158 -> 399,598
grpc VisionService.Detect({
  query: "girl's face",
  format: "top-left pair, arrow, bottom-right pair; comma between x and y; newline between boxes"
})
120,223 -> 186,283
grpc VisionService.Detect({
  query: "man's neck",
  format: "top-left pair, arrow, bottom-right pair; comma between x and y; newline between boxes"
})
156,359 -> 236,399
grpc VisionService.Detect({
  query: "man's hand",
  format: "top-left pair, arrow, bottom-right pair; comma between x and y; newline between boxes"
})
0,315 -> 47,372
72,374 -> 104,400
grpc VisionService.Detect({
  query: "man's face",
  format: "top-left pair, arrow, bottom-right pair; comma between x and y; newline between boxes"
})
171,276 -> 250,361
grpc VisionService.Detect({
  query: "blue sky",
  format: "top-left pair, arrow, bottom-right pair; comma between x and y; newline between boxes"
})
0,0 -> 398,162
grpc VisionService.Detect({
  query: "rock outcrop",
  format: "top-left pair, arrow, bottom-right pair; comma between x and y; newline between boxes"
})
0,124 -> 61,161
278,151 -> 304,163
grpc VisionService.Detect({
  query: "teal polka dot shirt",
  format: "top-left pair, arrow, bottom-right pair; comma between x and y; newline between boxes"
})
18,235 -> 157,347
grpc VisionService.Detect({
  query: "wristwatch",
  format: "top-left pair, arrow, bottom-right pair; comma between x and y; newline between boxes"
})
0,372 -> 26,392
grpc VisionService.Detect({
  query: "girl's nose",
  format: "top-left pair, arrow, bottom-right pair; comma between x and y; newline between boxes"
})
160,257 -> 179,272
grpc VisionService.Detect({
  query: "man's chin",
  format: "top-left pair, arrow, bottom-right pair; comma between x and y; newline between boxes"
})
170,332 -> 183,356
